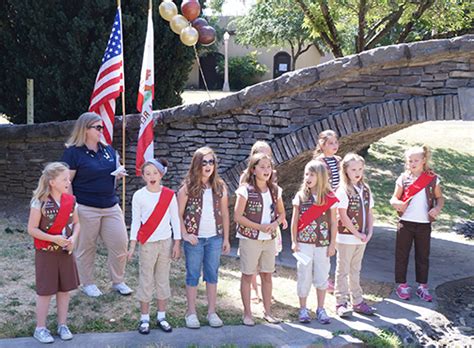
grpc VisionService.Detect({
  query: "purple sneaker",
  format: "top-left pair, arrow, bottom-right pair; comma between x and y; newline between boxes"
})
298,307 -> 311,323
336,303 -> 352,318
353,301 -> 376,316
316,308 -> 331,324
416,285 -> 433,302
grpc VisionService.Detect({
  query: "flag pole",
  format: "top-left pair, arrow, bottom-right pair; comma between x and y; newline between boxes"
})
118,0 -> 127,215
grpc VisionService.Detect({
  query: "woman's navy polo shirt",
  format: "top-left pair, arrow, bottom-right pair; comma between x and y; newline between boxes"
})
61,144 -> 119,208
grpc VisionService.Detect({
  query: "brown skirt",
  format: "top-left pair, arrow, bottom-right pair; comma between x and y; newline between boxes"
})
35,249 -> 80,296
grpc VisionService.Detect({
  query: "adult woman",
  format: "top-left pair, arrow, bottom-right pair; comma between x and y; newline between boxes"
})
61,112 -> 132,297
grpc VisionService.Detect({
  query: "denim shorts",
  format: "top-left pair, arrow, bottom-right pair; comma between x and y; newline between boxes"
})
184,235 -> 223,286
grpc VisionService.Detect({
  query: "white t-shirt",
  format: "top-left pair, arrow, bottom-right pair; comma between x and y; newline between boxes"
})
235,185 -> 282,240
396,175 -> 440,223
291,193 -> 338,210
336,185 -> 374,245
130,187 -> 181,242
198,188 -> 217,238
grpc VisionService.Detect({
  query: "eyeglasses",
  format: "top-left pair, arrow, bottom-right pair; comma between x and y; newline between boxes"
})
202,159 -> 215,167
88,125 -> 104,131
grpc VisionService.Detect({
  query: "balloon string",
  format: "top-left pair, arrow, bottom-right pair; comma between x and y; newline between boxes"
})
193,45 -> 212,100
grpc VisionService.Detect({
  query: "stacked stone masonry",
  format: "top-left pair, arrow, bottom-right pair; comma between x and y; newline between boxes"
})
0,35 -> 472,220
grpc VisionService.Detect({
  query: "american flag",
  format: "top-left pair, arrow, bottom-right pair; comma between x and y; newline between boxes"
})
89,8 -> 124,144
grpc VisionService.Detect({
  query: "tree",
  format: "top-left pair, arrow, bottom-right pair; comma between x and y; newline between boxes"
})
232,0 -> 323,71
295,0 -> 473,57
0,0 -> 204,124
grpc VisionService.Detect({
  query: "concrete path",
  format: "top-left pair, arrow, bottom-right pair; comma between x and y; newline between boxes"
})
1,226 -> 472,347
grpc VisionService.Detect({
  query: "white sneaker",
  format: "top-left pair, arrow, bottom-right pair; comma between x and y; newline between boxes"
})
185,314 -> 200,329
207,313 -> 223,328
33,328 -> 54,343
112,282 -> 133,295
57,324 -> 73,340
81,284 -> 103,297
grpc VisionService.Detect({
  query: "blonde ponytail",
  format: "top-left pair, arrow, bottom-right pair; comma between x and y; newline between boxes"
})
31,162 -> 70,205
313,130 -> 338,158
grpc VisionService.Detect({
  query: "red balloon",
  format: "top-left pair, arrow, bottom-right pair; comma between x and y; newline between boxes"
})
181,0 -> 201,22
198,25 -> 216,46
192,17 -> 208,31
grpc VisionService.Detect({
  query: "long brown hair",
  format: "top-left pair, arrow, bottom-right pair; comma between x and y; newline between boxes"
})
182,147 -> 226,197
242,153 -> 277,197
313,129 -> 338,157
297,160 -> 331,205
339,153 -> 370,195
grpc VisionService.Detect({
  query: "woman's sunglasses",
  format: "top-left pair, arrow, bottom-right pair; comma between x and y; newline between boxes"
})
202,159 -> 215,167
88,125 -> 104,131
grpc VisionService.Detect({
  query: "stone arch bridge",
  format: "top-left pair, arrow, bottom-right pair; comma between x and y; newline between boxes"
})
0,35 -> 472,213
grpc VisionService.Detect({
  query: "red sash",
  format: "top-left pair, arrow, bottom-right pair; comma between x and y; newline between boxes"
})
401,172 -> 436,202
34,194 -> 75,250
137,187 -> 175,244
297,194 -> 339,232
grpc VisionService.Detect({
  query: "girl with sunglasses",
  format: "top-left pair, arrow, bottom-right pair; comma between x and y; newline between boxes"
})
177,147 -> 230,329
61,112 -> 132,298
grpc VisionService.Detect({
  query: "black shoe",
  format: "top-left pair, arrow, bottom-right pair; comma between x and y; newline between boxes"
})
138,320 -> 150,335
157,318 -> 172,333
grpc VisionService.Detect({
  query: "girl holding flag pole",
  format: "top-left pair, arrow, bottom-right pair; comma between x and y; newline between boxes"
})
390,145 -> 444,302
291,160 -> 338,325
128,159 -> 181,335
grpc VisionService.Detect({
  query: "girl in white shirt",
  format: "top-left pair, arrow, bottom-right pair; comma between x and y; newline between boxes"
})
128,159 -> 181,335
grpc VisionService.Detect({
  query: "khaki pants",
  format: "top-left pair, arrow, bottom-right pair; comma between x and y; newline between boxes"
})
76,204 -> 128,285
334,243 -> 366,306
136,239 -> 172,303
297,244 -> 330,297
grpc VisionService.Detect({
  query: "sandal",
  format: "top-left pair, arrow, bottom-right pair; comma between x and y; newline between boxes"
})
157,318 -> 172,333
263,313 -> 281,324
138,320 -> 150,335
242,316 -> 255,326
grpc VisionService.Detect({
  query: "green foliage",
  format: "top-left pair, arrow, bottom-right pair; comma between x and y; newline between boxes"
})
0,0 -> 206,124
216,52 -> 268,90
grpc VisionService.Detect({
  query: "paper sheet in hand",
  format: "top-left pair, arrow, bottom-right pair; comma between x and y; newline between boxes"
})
111,166 -> 128,176
292,252 -> 311,265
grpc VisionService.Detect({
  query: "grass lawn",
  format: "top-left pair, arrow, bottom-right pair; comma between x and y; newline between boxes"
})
365,121 -> 474,233
0,218 -> 391,339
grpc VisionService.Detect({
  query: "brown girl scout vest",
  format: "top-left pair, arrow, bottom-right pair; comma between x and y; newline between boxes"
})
37,195 -> 75,251
400,172 -> 437,222
297,194 -> 332,247
184,188 -> 224,236
338,184 -> 370,235
237,185 -> 278,240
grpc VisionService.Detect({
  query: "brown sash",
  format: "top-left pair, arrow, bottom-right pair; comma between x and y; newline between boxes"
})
137,187 -> 175,244
297,193 -> 338,232
34,194 -> 75,250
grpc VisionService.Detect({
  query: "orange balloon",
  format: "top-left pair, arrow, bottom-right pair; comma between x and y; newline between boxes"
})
181,0 -> 201,22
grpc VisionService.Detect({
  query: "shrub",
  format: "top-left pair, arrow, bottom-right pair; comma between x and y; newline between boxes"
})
217,51 -> 267,90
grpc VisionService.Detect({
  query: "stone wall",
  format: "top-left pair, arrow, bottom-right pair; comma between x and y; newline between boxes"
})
0,35 -> 472,219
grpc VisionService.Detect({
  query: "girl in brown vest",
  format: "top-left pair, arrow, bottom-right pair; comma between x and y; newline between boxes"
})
27,162 -> 80,343
390,145 -> 444,302
335,153 -> 375,317
291,160 -> 337,325
234,153 -> 286,326
178,147 -> 230,329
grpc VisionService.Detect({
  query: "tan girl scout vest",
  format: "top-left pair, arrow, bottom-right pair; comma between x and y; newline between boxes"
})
297,194 -> 332,246
38,196 -> 75,252
184,188 -> 224,236
400,173 -> 437,222
237,185 -> 278,240
338,184 -> 370,235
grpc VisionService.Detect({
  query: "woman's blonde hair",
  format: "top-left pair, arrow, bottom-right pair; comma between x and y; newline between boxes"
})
297,160 -> 331,205
313,129 -> 338,157
182,147 -> 226,197
242,153 -> 277,197
339,153 -> 370,195
250,140 -> 272,157
66,112 -> 105,147
404,145 -> 431,172
31,162 -> 70,205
